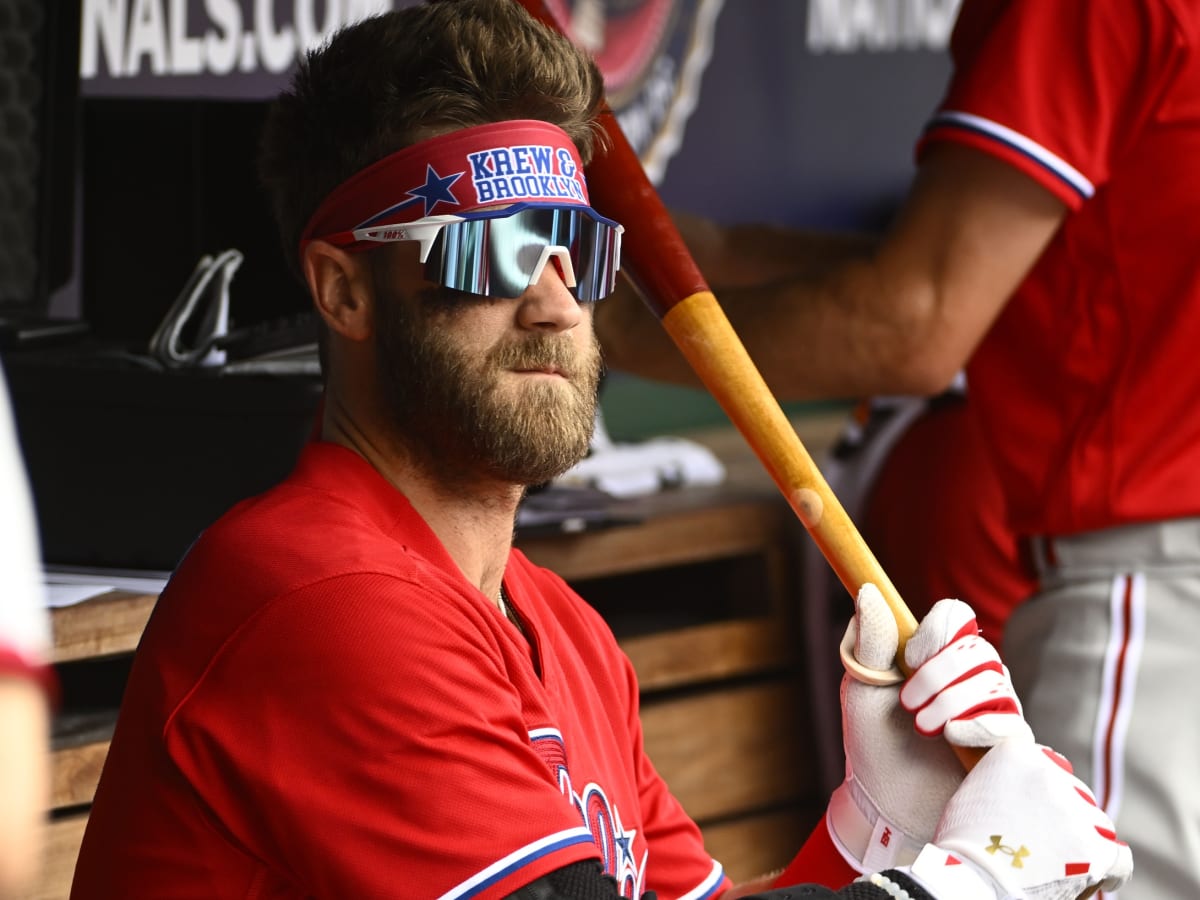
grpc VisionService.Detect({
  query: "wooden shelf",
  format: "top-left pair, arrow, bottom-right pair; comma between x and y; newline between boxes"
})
642,680 -> 813,822
620,617 -> 793,693
520,493 -> 791,581
50,738 -> 110,810
50,591 -> 157,664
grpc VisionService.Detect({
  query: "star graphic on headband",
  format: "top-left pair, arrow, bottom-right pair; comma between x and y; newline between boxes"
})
408,164 -> 463,216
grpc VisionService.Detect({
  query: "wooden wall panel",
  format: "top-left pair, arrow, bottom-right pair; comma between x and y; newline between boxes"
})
702,807 -> 822,885
640,679 -> 818,823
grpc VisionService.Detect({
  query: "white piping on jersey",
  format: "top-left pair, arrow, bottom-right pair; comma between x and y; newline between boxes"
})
1091,572 -> 1146,826
528,726 -> 563,743
435,826 -> 594,900
930,109 -> 1095,200
676,859 -> 726,900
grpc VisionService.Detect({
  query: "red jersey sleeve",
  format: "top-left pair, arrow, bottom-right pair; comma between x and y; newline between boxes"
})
918,0 -> 1189,209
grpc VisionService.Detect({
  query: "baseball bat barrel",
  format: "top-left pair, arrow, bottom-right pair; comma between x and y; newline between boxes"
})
515,0 -> 985,772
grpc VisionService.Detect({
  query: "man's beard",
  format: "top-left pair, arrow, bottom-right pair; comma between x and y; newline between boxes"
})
375,287 -> 603,487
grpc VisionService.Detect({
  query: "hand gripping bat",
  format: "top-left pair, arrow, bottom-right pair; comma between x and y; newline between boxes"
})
513,0 -> 987,774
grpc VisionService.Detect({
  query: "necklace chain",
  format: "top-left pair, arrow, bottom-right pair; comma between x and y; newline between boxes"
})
498,584 -> 522,630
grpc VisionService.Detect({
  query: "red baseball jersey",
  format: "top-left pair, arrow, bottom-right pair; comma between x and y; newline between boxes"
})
859,398 -> 1035,639
917,0 -> 1200,536
70,442 -> 728,899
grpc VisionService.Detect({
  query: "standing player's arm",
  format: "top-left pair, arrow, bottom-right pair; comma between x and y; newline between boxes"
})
595,143 -> 1068,401
667,211 -> 881,289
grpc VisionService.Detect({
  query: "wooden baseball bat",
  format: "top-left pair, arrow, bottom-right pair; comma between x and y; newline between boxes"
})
587,111 -> 929,660
515,0 -> 984,772
513,2 -> 917,648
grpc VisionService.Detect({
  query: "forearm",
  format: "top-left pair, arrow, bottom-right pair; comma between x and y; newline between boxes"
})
597,240 -> 957,402
670,212 -> 879,289
596,211 -> 888,395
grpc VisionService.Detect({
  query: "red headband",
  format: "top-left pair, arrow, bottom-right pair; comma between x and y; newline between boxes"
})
299,120 -> 590,255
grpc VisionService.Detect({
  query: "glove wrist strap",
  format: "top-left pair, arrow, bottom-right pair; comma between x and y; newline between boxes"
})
900,843 -> 1006,900
828,781 -> 928,874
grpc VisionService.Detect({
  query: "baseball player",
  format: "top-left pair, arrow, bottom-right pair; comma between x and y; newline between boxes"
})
69,3 -> 1131,898
597,2 -> 1200,896
0,365 -> 52,896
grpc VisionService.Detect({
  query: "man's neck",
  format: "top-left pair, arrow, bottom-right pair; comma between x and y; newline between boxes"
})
398,473 -> 523,608
322,407 -> 521,609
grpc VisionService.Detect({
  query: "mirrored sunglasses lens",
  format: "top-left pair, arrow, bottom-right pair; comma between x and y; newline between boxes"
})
571,216 -> 620,302
426,208 -> 620,300
428,220 -> 491,296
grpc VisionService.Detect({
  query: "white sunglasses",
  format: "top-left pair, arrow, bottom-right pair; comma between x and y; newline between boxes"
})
323,202 -> 624,301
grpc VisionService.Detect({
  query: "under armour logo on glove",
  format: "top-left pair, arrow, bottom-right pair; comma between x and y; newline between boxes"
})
985,835 -> 1030,868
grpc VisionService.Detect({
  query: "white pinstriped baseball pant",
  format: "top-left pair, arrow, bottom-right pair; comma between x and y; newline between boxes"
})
1004,518 -> 1200,900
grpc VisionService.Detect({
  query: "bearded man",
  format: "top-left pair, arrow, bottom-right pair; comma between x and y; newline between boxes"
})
69,3 -> 1131,900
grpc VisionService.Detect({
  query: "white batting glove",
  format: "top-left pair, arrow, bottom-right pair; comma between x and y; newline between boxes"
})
896,739 -> 1133,900
899,596 -> 1032,748
828,584 -> 1033,875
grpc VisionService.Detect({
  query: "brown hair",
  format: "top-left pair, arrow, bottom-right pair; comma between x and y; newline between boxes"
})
258,0 -> 606,280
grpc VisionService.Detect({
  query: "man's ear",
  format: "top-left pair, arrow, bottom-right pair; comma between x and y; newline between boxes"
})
302,241 -> 373,342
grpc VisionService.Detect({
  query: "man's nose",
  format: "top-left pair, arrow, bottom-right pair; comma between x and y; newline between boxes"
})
519,248 -> 583,332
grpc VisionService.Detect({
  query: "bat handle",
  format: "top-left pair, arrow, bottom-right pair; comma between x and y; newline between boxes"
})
838,611 -> 988,775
